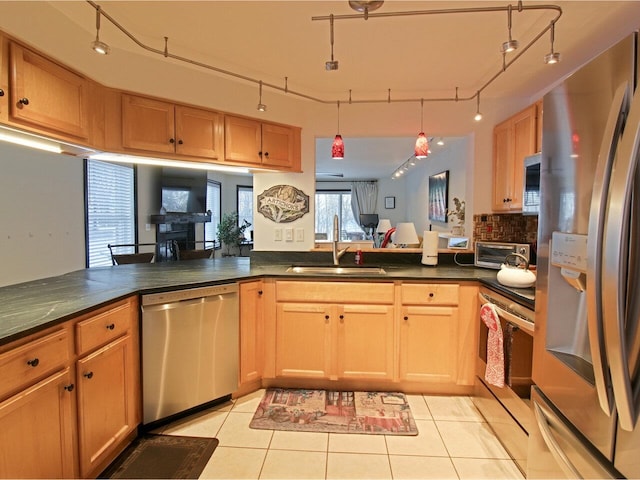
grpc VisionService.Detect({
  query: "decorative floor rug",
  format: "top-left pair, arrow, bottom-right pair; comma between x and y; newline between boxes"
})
100,434 -> 219,479
250,388 -> 418,435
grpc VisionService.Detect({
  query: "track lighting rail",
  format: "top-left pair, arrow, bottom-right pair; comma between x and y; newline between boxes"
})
86,1 -> 562,110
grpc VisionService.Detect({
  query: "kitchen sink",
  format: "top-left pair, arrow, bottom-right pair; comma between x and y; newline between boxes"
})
286,265 -> 387,275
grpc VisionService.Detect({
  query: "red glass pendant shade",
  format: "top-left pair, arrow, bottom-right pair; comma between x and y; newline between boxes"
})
414,132 -> 429,158
332,134 -> 344,159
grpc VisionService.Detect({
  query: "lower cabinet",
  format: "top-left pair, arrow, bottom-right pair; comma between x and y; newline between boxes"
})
274,281 -> 395,382
0,296 -> 140,479
0,368 -> 76,478
76,335 -> 136,478
239,280 -> 264,387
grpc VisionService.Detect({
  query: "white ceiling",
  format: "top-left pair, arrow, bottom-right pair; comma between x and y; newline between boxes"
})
1,1 -> 639,179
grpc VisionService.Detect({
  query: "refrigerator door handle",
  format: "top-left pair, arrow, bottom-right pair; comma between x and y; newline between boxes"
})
533,400 -> 582,478
586,81 -> 628,415
603,85 -> 640,432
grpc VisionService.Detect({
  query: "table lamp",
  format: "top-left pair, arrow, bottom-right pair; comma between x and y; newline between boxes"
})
394,222 -> 419,248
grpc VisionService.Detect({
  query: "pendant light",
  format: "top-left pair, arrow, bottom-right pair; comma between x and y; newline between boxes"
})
331,101 -> 344,159
91,5 -> 110,55
414,98 -> 429,159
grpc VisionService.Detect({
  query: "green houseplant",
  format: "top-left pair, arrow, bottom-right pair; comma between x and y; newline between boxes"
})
217,212 -> 251,256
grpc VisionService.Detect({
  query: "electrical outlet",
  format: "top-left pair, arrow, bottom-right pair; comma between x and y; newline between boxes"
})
295,228 -> 304,242
274,228 -> 282,241
285,228 -> 294,241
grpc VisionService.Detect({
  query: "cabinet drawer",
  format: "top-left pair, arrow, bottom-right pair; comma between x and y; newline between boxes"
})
401,283 -> 459,305
76,302 -> 132,355
276,281 -> 394,304
0,329 -> 69,399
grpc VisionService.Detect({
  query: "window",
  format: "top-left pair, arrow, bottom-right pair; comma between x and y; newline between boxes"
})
205,180 -> 221,247
237,185 -> 253,241
85,160 -> 135,267
315,190 -> 360,241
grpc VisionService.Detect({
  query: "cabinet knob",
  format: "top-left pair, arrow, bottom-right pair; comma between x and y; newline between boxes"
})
0,88 -> 4,97
178,139 -> 183,145
26,358 -> 40,367
258,151 -> 263,157
169,138 -> 175,144
339,314 -> 344,321
106,323 -> 115,330
428,292 -> 434,298
404,316 -> 409,321
18,97 -> 29,106
258,290 -> 263,295
64,384 -> 75,392
325,315 -> 330,321
264,152 -> 269,158
83,371 -> 94,379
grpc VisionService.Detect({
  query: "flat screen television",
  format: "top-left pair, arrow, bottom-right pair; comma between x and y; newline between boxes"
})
160,168 -> 207,213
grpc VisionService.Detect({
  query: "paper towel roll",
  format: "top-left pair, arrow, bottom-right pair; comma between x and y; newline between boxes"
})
422,231 -> 439,266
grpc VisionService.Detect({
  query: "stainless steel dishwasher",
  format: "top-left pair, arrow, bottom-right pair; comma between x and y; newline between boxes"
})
141,283 -> 239,426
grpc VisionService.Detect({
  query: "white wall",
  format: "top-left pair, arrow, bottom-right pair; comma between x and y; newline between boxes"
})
404,137 -> 471,235
0,143 -> 85,287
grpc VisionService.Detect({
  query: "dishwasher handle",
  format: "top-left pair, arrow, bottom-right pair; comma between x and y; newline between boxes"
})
142,283 -> 238,306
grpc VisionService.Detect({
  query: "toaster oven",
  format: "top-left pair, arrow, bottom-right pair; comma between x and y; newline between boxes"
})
475,241 -> 531,269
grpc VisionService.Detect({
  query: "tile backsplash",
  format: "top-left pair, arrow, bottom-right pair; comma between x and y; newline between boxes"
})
473,213 -> 538,244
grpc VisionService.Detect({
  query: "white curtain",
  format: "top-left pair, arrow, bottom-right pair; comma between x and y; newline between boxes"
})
351,181 -> 378,231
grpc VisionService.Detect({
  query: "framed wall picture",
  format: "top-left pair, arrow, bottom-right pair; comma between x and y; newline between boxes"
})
428,170 -> 449,222
385,196 -> 395,209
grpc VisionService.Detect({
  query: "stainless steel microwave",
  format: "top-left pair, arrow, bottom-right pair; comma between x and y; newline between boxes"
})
523,153 -> 541,215
475,241 -> 531,269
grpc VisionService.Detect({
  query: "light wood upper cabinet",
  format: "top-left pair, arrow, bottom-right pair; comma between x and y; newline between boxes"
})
224,114 -> 301,171
492,104 -> 538,212
9,42 -> 89,139
121,94 -> 224,160
240,280 -> 265,386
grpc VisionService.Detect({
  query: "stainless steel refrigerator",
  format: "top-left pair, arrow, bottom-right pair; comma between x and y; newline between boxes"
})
529,32 -> 640,479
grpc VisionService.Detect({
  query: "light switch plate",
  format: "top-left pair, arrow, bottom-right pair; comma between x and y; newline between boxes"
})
274,228 -> 282,241
285,228 -> 294,241
295,228 -> 304,242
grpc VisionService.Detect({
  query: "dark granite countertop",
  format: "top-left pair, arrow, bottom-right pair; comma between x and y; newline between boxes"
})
0,254 -> 527,345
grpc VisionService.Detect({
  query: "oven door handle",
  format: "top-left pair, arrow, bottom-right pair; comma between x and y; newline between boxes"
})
478,292 -> 534,334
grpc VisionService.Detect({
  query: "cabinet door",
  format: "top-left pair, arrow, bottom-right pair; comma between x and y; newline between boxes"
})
510,104 -> 538,210
0,368 -> 76,479
261,123 -> 295,169
224,115 -> 262,164
400,305 -> 459,383
276,303 -> 333,378
9,42 -> 89,139
492,119 -> 513,211
337,304 -> 394,381
240,281 -> 264,385
76,335 -> 136,478
175,105 -> 224,159
122,94 -> 175,153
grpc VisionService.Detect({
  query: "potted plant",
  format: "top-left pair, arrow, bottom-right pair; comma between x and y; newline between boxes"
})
217,212 -> 251,256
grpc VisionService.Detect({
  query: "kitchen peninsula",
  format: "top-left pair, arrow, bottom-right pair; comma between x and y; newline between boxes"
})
0,253 -> 533,478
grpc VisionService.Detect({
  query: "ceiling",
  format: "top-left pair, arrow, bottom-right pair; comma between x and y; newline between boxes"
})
1,1 -> 639,179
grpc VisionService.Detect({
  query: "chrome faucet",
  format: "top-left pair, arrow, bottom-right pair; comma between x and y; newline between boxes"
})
332,214 -> 349,265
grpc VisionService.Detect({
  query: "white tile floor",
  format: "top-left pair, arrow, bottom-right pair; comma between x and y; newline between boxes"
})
155,389 -> 525,480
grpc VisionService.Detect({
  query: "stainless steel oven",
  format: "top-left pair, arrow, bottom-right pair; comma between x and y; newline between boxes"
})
472,286 -> 535,475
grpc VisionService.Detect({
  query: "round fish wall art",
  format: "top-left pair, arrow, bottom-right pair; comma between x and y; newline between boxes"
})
257,185 -> 310,223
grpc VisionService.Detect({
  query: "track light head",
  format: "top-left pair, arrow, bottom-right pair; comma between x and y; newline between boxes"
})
501,39 -> 519,53
257,81 -> 267,111
544,52 -> 561,64
91,5 -> 110,55
325,60 -> 339,71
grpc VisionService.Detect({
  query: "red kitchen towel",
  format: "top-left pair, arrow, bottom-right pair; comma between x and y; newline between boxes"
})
480,303 -> 505,387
